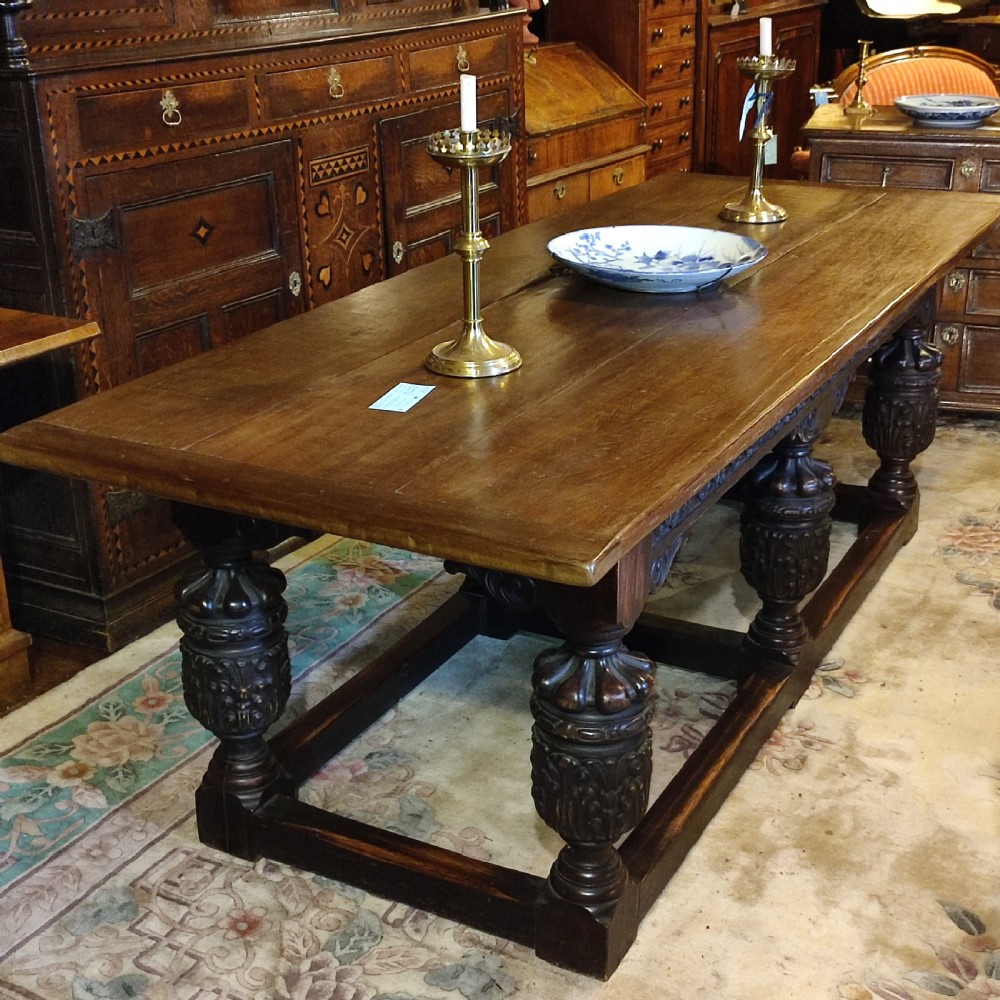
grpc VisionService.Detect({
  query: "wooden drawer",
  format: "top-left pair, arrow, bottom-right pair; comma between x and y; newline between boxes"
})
589,151 -> 647,200
647,0 -> 697,21
647,117 -> 693,168
75,77 -> 250,156
261,55 -> 397,120
648,14 -> 696,52
934,321 -> 1000,401
646,81 -> 694,125
940,267 -> 1000,317
818,153 -> 956,190
527,170 -> 590,220
648,148 -> 692,176
526,112 -> 644,178
408,34 -> 511,91
644,45 -> 695,92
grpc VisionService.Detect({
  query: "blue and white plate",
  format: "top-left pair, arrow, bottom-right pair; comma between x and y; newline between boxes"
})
547,225 -> 767,294
894,93 -> 1000,128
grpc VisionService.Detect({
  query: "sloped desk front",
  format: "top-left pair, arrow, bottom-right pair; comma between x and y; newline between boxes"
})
0,174 -> 995,978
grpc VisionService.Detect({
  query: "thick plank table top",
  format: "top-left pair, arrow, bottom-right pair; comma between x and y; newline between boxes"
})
0,308 -> 100,367
0,174 -> 997,587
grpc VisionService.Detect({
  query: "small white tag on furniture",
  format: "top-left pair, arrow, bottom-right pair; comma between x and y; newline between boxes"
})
369,382 -> 436,412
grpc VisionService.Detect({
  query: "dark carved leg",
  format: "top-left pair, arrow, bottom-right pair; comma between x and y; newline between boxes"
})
862,308 -> 942,508
739,413 -> 836,667
530,544 -> 654,978
172,505 -> 295,859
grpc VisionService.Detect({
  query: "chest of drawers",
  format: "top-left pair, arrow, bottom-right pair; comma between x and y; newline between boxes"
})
803,103 -> 1000,412
0,0 -> 526,649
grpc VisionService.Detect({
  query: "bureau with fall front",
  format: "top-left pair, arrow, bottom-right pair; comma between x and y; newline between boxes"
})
803,103 -> 1000,413
0,0 -> 526,649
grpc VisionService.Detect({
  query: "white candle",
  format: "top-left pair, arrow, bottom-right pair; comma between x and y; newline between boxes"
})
460,73 -> 477,133
759,16 -> 772,57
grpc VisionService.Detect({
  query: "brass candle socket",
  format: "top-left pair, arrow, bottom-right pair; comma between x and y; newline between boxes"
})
424,128 -> 521,378
719,54 -> 797,225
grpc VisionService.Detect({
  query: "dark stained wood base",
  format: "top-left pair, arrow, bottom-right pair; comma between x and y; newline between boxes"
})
190,480 -> 917,979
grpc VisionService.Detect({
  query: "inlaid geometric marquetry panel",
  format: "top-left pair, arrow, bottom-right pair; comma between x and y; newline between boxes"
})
309,147 -> 370,186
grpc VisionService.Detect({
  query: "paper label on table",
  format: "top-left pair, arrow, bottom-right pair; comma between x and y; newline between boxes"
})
369,383 -> 435,412
764,133 -> 778,165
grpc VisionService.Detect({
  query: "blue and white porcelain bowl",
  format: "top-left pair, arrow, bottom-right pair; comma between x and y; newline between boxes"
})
547,225 -> 767,294
894,93 -> 1000,128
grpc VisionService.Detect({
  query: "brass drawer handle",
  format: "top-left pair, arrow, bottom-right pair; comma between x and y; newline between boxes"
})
681,22 -> 693,34
327,68 -> 345,100
939,324 -> 961,346
947,270 -> 967,293
652,63 -> 664,76
613,166 -> 626,185
456,45 -> 470,73
160,90 -> 182,127
652,138 -> 664,151
880,165 -> 893,187
960,159 -> 978,179
554,181 -> 568,199
679,94 -> 691,107
680,58 -> 692,70
679,130 -> 691,143
652,27 -> 664,40
650,101 -> 663,114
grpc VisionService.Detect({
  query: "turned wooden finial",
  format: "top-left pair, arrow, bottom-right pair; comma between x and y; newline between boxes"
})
0,0 -> 31,72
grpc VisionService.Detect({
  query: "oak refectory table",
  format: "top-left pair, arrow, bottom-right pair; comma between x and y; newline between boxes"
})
0,173 -> 995,978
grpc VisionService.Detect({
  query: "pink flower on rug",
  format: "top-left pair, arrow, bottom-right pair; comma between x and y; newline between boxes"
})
132,676 -> 175,715
217,905 -> 268,940
46,760 -> 97,787
71,717 -> 164,768
337,553 -> 406,588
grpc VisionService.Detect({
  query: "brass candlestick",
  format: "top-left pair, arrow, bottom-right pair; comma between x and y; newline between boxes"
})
844,40 -> 874,129
720,54 -> 796,225
424,128 -> 521,378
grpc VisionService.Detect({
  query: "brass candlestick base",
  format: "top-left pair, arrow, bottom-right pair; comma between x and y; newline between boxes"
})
720,55 -> 796,225
425,128 -> 520,378
844,39 -> 874,130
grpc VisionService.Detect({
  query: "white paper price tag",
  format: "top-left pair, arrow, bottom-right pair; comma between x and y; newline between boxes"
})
369,383 -> 435,412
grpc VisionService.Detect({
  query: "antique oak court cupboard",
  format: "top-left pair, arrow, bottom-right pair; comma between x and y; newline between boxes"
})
0,0 -> 526,649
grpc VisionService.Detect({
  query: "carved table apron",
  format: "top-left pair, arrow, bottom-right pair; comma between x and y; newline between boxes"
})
1,174 -> 996,978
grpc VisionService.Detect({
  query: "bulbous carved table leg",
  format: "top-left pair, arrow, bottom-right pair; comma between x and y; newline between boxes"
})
172,505 -> 295,859
531,546 -> 654,977
739,415 -> 836,668
862,310 -> 942,508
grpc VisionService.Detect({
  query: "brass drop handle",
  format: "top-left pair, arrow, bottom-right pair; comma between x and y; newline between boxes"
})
160,90 -> 182,127
947,270 -> 967,292
650,101 -> 663,114
652,138 -> 664,151
681,22 -> 693,34
554,181 -> 568,199
652,63 -> 665,76
680,58 -> 692,70
612,166 -> 626,185
527,148 -> 538,163
456,45 -> 470,73
679,94 -> 691,107
960,159 -> 978,179
939,324 -> 961,346
679,131 -> 691,143
880,165 -> 893,187
328,68 -> 345,100
652,27 -> 664,40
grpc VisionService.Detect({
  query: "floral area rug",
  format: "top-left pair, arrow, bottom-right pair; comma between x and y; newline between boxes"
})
0,413 -> 997,1000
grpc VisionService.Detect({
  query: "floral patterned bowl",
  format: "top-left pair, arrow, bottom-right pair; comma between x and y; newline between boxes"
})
894,94 -> 1000,129
547,225 -> 768,294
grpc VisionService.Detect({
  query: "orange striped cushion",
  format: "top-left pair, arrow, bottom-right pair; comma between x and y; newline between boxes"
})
840,58 -> 998,104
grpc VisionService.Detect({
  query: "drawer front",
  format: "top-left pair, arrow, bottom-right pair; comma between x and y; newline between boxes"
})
526,114 -> 645,178
527,171 -> 590,221
76,77 -> 250,156
934,321 -> 1000,398
648,148 -> 692,176
819,154 -> 954,190
262,55 -> 397,120
647,117 -> 693,169
978,157 -> 1000,192
647,0 -> 697,20
645,45 -> 695,90
589,153 -> 646,200
648,14 -> 696,52
939,265 -> 1000,318
408,34 -> 510,92
645,81 -> 694,125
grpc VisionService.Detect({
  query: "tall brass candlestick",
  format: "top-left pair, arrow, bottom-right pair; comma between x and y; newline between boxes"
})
844,40 -> 874,129
424,128 -> 521,378
720,54 -> 796,225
